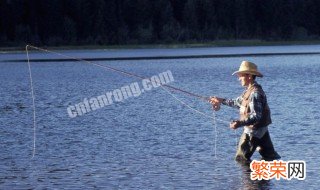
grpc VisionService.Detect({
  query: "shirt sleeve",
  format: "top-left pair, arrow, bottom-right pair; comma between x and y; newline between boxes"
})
240,91 -> 264,126
222,96 -> 242,109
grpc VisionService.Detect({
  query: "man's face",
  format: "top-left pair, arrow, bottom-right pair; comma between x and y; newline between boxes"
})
237,73 -> 251,87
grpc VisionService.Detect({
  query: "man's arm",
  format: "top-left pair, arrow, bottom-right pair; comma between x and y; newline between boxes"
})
209,96 -> 242,109
221,97 -> 242,109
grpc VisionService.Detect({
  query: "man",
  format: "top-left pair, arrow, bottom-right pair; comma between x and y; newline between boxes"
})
210,61 -> 280,162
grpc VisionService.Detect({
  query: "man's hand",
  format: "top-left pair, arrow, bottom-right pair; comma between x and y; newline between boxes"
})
230,120 -> 241,130
209,96 -> 223,111
209,96 -> 224,104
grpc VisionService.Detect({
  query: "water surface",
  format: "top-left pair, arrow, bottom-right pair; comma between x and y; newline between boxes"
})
0,46 -> 319,189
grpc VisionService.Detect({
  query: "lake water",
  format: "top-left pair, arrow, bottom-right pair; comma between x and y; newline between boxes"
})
0,46 -> 319,189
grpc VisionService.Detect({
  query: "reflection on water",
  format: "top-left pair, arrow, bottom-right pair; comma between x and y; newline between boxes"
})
0,48 -> 319,189
237,161 -> 272,190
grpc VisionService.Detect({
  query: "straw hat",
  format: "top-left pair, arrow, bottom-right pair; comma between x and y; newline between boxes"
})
232,61 -> 263,77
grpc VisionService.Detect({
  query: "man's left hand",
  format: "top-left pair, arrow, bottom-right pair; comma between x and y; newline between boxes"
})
230,120 -> 241,130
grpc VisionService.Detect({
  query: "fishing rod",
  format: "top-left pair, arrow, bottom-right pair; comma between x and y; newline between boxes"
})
26,45 -> 211,102
25,45 -> 227,158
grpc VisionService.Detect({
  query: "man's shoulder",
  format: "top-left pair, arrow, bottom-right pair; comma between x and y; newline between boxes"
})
252,83 -> 265,93
250,83 -> 266,100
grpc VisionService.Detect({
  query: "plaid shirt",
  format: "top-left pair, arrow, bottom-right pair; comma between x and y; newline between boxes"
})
222,82 -> 268,138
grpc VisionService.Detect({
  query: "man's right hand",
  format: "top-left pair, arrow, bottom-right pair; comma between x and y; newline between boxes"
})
209,96 -> 223,111
209,96 -> 224,104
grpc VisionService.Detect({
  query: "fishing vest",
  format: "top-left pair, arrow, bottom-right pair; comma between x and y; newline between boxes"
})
240,84 -> 272,129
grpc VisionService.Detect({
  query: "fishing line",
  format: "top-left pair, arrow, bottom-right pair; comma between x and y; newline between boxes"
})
26,45 -> 36,158
25,45 -> 230,158
212,110 -> 218,159
161,87 -> 230,159
160,86 -> 229,123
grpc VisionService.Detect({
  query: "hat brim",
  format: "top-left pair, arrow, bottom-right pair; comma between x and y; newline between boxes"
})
232,70 -> 263,77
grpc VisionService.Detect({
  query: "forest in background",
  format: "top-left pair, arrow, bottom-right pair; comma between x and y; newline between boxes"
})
1,0 -> 320,47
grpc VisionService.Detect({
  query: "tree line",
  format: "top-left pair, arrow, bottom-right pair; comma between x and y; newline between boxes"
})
1,0 -> 320,47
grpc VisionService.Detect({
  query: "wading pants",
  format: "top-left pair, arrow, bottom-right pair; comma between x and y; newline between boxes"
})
235,130 -> 281,162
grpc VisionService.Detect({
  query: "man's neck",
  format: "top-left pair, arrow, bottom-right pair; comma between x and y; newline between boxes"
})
246,81 -> 255,89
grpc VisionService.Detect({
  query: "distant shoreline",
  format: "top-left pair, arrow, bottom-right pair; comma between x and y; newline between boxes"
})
3,41 -> 320,62
6,52 -> 320,63
2,40 -> 320,53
